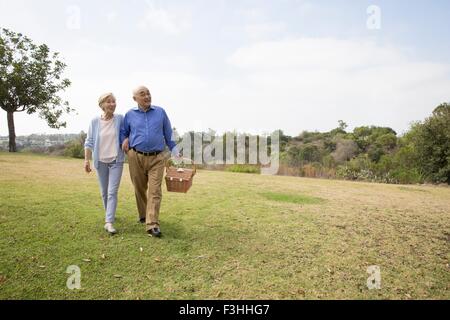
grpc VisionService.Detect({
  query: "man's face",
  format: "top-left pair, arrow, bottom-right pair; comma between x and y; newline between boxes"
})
133,87 -> 152,108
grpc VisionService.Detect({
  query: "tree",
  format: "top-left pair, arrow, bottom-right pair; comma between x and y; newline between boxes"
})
351,126 -> 396,152
413,103 -> 450,183
368,133 -> 398,163
299,144 -> 321,163
286,145 -> 302,167
330,120 -> 348,136
338,120 -> 348,131
0,28 -> 73,152
376,133 -> 397,151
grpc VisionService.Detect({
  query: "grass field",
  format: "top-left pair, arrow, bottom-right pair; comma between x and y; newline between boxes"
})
0,152 -> 449,300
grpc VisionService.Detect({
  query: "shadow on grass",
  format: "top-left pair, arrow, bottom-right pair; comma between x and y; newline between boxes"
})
110,217 -> 189,240
260,192 -> 325,205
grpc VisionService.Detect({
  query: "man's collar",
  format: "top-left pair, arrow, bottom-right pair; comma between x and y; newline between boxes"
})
133,105 -> 155,112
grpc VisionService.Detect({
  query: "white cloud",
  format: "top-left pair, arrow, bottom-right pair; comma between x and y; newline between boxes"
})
295,1 -> 316,16
106,11 -> 118,23
244,22 -> 287,41
221,37 -> 450,135
237,7 -> 266,21
138,1 -> 191,35
222,21 -> 286,42
227,38 -> 405,70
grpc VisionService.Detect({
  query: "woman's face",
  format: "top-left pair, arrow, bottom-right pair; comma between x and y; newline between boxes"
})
102,97 -> 116,114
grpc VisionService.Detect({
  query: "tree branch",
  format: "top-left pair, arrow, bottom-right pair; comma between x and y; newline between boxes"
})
15,106 -> 27,112
0,104 -> 18,113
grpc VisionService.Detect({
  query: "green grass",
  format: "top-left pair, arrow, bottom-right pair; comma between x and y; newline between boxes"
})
260,192 -> 324,205
0,152 -> 449,300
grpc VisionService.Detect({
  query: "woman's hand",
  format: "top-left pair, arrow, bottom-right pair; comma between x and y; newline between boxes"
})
84,160 -> 92,173
122,138 -> 130,153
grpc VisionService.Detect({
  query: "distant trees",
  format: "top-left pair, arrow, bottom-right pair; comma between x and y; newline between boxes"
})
278,103 -> 450,184
61,106 -> 446,184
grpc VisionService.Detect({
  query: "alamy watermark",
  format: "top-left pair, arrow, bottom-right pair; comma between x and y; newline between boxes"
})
66,265 -> 81,290
66,5 -> 81,30
366,265 -> 381,290
367,5 -> 382,30
172,131 -> 280,175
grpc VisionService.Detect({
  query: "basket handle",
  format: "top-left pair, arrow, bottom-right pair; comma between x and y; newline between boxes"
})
166,157 -> 196,175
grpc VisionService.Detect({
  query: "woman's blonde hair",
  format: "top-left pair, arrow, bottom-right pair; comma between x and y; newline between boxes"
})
98,93 -> 115,109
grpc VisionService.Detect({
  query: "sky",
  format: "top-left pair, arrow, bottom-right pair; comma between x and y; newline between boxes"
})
0,0 -> 449,137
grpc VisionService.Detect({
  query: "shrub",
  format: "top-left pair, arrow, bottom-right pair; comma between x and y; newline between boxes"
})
322,154 -> 336,168
389,168 -> 423,184
64,141 -> 84,159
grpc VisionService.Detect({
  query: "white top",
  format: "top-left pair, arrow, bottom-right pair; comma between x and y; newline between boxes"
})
99,118 -> 117,163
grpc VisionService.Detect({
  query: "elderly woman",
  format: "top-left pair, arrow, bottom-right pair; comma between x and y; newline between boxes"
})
84,93 -> 125,234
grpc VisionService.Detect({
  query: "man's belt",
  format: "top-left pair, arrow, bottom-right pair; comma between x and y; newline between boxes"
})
132,148 -> 162,156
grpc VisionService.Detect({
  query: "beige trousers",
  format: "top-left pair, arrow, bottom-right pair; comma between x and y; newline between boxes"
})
128,149 -> 166,230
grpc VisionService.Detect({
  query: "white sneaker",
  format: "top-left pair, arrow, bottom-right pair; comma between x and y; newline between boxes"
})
104,223 -> 117,234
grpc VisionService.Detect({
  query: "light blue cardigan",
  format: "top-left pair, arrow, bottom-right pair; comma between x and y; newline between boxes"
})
84,114 -> 126,169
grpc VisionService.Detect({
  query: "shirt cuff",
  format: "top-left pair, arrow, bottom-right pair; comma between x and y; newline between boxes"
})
170,146 -> 179,157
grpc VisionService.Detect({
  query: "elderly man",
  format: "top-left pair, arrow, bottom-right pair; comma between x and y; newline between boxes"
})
120,86 -> 179,237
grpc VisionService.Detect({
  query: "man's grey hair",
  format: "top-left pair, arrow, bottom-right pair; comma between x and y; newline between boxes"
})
133,86 -> 150,97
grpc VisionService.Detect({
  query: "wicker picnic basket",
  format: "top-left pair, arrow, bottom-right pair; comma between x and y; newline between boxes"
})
165,158 -> 196,193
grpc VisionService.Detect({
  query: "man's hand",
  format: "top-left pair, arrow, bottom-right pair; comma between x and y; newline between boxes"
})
171,152 -> 182,165
84,160 -> 92,173
122,138 -> 129,153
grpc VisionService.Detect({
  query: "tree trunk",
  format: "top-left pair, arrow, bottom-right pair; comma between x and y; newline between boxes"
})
7,111 -> 17,152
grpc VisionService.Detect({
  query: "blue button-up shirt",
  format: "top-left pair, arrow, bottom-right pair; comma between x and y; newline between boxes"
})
120,105 -> 177,153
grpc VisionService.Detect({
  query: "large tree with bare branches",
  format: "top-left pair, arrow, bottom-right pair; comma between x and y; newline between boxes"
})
0,28 -> 73,152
